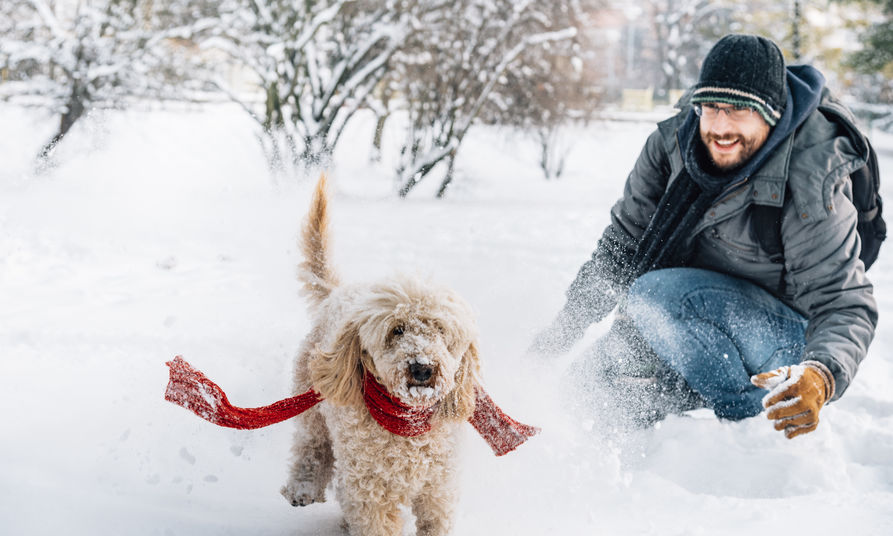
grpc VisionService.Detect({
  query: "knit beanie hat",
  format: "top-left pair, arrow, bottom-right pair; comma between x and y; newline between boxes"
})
690,34 -> 787,126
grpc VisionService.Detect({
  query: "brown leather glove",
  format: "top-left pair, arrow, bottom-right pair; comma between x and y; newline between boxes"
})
750,361 -> 835,439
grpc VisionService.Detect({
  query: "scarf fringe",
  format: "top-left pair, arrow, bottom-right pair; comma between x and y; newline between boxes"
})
471,387 -> 540,456
629,173 -> 703,280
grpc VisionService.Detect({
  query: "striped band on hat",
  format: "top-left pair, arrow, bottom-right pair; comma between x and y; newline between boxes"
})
691,86 -> 782,126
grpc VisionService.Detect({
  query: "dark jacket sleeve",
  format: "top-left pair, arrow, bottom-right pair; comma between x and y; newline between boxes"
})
783,180 -> 878,400
781,105 -> 878,400
560,128 -> 674,333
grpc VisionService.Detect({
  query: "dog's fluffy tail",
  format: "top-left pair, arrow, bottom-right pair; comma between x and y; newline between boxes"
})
299,173 -> 339,306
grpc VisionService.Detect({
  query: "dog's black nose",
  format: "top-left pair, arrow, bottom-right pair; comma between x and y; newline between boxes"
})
410,363 -> 434,383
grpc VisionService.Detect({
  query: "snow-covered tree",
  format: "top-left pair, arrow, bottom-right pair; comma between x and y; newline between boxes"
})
648,0 -> 735,97
850,0 -> 893,71
0,0 -> 189,164
482,2 -> 604,180
391,0 -> 578,197
185,0 -> 416,174
731,0 -> 878,96
844,0 -> 893,102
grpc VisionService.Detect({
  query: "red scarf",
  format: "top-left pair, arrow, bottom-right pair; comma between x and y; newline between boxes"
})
362,370 -> 436,437
165,356 -> 538,456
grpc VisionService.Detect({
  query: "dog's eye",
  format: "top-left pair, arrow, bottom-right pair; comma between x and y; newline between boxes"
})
391,325 -> 405,337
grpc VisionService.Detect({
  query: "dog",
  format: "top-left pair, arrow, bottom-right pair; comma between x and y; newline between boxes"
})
280,174 -> 482,536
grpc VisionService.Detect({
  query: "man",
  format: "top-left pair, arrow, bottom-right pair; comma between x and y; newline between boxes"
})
532,34 -> 877,439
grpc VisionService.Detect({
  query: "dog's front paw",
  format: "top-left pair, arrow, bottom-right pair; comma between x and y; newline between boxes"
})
280,481 -> 326,507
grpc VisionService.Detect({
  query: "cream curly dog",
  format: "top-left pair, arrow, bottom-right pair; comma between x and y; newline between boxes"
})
280,175 -> 481,536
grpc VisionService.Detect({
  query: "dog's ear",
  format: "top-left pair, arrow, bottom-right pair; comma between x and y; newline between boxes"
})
437,340 -> 481,422
309,321 -> 366,407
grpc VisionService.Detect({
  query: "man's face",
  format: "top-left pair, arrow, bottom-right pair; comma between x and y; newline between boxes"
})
697,103 -> 771,171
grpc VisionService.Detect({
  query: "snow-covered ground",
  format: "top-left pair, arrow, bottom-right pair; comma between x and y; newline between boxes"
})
2,102 -> 893,535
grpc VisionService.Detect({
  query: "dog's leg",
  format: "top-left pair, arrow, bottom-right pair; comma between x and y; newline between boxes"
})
341,500 -> 403,536
281,407 -> 334,506
412,471 -> 458,536
337,476 -> 404,536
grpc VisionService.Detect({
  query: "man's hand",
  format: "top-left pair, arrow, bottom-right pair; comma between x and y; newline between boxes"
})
750,361 -> 835,439
527,310 -> 585,357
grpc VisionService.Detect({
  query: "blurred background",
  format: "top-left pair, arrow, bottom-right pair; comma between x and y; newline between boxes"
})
3,0 -> 892,196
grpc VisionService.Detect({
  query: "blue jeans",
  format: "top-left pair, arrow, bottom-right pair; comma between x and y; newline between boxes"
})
626,268 -> 807,420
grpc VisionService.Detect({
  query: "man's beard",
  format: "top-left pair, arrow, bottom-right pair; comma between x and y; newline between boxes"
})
701,131 -> 764,172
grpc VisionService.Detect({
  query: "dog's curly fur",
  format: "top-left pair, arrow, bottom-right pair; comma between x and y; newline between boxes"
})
280,175 -> 481,536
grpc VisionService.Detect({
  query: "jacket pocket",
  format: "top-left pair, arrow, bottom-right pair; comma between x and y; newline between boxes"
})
706,227 -> 761,259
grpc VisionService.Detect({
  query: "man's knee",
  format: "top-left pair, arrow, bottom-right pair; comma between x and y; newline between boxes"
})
626,269 -> 689,333
627,268 -> 746,325
627,269 -> 665,302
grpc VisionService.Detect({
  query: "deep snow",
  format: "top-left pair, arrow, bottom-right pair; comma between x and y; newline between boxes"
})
2,102 -> 893,535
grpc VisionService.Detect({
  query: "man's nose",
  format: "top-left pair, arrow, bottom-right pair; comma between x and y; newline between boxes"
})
707,111 -> 736,135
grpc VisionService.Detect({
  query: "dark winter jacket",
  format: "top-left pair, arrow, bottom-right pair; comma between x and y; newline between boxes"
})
562,67 -> 877,400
